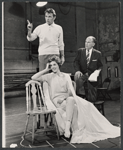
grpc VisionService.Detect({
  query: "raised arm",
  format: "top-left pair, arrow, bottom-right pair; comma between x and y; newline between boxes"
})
27,20 -> 37,41
31,63 -> 50,81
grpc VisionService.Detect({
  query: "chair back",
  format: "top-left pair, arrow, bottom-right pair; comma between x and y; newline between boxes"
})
102,77 -> 111,89
25,80 -> 47,113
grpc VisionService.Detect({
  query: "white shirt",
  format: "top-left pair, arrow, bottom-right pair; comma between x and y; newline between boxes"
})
27,23 -> 64,56
86,48 -> 93,63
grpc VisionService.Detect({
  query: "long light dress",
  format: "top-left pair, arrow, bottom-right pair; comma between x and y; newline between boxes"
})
41,72 -> 70,119
41,72 -> 120,144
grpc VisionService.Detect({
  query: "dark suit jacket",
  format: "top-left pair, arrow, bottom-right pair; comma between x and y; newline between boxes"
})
74,48 -> 103,76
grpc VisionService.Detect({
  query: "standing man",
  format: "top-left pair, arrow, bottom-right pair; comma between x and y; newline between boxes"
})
27,8 -> 65,71
74,36 -> 103,102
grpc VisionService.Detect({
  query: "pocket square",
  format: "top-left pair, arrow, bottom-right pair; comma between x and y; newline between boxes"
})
92,59 -> 97,61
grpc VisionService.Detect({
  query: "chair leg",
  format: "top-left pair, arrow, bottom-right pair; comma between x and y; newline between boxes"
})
46,114 -> 53,126
97,91 -> 103,100
101,91 -> 112,101
37,114 -> 40,129
44,114 -> 49,127
52,113 -> 60,140
23,114 -> 30,138
106,92 -> 112,100
101,90 -> 112,101
94,104 -> 104,116
32,115 -> 35,144
101,92 -> 106,100
49,113 -> 53,126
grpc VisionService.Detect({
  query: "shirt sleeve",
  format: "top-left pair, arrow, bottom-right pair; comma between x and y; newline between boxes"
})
58,26 -> 64,51
27,33 -> 37,41
40,73 -> 51,83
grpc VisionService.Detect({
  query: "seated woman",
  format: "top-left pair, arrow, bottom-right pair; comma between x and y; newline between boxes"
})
31,55 -> 120,143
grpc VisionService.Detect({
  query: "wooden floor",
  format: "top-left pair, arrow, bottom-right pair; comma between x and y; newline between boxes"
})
3,88 -> 121,148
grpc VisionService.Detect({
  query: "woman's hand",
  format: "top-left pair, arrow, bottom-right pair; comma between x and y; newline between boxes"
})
31,64 -> 50,80
45,63 -> 51,71
57,99 -> 64,104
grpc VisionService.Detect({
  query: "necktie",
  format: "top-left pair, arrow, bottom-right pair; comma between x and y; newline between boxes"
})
86,50 -> 90,67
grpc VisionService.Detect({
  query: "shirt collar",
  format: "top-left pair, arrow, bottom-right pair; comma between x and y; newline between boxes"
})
46,22 -> 55,27
86,48 -> 93,53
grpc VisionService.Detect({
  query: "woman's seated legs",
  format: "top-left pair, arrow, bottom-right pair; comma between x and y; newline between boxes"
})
71,104 -> 79,132
64,96 -> 78,138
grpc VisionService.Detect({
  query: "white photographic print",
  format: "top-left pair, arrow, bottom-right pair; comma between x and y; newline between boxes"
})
3,1 -> 121,148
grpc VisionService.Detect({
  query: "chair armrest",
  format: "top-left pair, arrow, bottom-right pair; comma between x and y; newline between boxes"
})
25,80 -> 41,87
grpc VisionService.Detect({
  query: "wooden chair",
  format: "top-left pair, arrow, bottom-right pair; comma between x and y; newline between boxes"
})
93,100 -> 105,116
97,77 -> 112,101
23,80 -> 59,144
93,78 -> 112,116
83,82 -> 105,116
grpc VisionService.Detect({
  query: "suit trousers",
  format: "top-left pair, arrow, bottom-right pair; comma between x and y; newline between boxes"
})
84,81 -> 97,102
74,73 -> 97,102
74,73 -> 85,96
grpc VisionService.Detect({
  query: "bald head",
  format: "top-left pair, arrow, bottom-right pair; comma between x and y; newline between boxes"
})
85,36 -> 96,50
87,36 -> 96,43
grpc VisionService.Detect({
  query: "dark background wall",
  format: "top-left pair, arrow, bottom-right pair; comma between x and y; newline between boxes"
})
4,2 -> 120,90
98,3 -> 120,89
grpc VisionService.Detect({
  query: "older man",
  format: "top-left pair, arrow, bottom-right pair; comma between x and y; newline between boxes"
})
74,36 -> 103,102
27,8 -> 65,71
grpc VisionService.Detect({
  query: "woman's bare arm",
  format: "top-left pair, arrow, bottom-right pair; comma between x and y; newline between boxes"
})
31,63 -> 51,81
